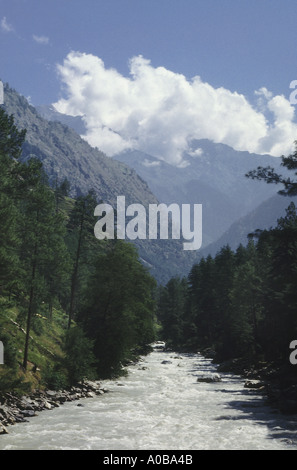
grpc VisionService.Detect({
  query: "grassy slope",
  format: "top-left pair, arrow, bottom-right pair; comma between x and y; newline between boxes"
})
0,297 -> 68,392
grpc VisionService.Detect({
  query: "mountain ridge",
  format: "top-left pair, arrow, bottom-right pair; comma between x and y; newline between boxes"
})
3,84 -> 156,207
197,193 -> 297,259
113,143 -> 286,249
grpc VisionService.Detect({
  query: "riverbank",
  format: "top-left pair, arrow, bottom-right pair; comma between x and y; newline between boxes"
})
0,380 -> 108,435
205,351 -> 297,416
0,348 -> 151,435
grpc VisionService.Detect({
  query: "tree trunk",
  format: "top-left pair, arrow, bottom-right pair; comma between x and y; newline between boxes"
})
68,214 -> 84,329
23,243 -> 37,370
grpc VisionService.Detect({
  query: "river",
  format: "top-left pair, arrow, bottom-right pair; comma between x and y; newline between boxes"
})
1,345 -> 297,450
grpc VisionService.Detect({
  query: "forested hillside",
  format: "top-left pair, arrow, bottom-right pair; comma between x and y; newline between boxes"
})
158,214 -> 297,363
0,107 -> 157,392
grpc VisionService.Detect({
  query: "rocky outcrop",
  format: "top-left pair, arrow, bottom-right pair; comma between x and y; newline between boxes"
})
0,381 -> 108,431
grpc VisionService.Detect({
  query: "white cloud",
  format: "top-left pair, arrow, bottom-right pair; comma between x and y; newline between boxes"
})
188,148 -> 204,158
1,17 -> 14,33
33,35 -> 49,45
54,52 -> 297,165
142,159 -> 161,167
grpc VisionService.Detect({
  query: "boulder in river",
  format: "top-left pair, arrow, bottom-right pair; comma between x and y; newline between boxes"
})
0,424 -> 8,435
152,341 -> 166,350
197,373 -> 222,383
244,380 -> 265,390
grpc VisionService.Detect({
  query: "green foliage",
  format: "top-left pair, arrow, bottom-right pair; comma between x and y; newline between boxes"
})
63,327 -> 97,385
0,109 -> 26,294
41,364 -> 68,391
258,202 -> 297,361
0,368 -> 32,394
246,140 -> 297,196
79,240 -> 157,378
157,277 -> 188,350
0,107 -> 26,159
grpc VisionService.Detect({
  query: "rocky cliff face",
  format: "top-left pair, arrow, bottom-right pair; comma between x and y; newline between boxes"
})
3,84 -> 157,208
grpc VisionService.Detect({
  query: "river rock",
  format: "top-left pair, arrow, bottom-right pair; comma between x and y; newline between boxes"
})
161,360 -> 172,365
84,380 -> 101,392
20,409 -> 37,418
43,401 -> 52,410
54,393 -> 67,404
18,397 -> 35,411
197,373 -> 222,383
244,380 -> 265,389
0,379 -> 109,431
0,424 -> 9,435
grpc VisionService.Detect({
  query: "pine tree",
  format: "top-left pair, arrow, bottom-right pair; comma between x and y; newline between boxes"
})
188,255 -> 216,348
228,243 -> 264,361
260,203 -> 297,361
0,109 -> 26,294
66,189 -> 99,329
246,140 -> 297,196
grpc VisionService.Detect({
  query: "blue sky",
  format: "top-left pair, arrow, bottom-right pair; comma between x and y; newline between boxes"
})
1,0 -> 297,162
1,0 -> 297,104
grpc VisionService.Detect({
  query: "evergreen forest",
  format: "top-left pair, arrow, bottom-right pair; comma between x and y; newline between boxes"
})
0,108 -> 157,392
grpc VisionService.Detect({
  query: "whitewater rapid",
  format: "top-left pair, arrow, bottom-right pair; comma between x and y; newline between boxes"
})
1,347 -> 297,450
